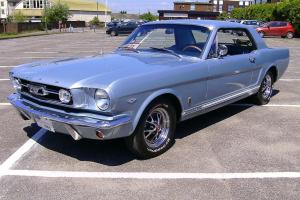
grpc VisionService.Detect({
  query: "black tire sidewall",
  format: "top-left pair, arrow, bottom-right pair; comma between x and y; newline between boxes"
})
255,72 -> 274,105
126,99 -> 176,159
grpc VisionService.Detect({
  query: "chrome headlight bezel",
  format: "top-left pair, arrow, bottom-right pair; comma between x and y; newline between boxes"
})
94,89 -> 110,111
58,89 -> 72,104
11,77 -> 22,91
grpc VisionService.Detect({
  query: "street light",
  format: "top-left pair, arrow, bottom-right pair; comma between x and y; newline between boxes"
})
104,0 -> 107,28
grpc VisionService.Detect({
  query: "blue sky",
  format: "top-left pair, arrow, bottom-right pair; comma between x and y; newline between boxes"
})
99,0 -> 174,14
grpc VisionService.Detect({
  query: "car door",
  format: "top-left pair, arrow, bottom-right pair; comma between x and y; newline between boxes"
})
268,22 -> 281,36
126,22 -> 138,33
205,28 -> 258,100
277,22 -> 288,36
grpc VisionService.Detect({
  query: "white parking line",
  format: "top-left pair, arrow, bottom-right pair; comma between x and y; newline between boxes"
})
0,66 -> 14,68
280,79 -> 300,81
0,103 -> 11,106
1,170 -> 299,180
0,129 -> 47,175
0,79 -> 9,81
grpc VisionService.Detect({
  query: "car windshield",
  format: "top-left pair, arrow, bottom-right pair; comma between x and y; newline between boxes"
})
120,24 -> 211,58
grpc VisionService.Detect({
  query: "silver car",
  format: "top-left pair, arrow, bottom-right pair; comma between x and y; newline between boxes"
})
8,20 -> 289,158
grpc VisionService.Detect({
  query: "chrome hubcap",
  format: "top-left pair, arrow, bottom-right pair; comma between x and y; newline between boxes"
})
144,107 -> 170,148
287,33 -> 293,39
262,74 -> 272,100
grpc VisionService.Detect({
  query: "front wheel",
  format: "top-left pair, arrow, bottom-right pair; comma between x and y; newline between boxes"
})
252,72 -> 274,105
125,99 -> 176,159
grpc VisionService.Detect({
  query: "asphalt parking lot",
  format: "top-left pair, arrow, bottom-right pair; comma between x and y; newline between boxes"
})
0,30 -> 299,199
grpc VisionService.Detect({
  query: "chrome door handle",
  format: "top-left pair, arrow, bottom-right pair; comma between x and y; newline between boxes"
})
249,57 -> 256,63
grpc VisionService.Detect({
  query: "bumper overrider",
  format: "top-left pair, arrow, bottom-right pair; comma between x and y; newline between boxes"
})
7,93 -> 133,140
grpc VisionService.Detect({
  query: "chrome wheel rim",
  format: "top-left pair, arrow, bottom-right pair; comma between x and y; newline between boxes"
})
287,32 -> 293,39
262,74 -> 272,100
259,32 -> 264,37
144,107 -> 170,148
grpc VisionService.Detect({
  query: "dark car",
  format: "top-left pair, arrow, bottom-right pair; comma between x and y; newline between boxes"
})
107,21 -> 121,28
256,21 -> 296,39
106,21 -> 140,36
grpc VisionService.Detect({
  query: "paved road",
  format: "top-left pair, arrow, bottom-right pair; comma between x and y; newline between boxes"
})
0,31 -> 299,200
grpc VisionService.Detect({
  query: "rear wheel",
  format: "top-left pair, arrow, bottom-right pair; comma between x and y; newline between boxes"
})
258,31 -> 265,38
252,71 -> 274,105
125,99 -> 176,159
110,30 -> 117,36
286,32 -> 294,39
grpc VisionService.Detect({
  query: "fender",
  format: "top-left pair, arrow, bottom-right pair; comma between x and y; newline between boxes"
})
132,89 -> 184,130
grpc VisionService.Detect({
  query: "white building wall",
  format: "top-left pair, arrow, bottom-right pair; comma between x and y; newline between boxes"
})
0,0 -> 8,18
69,11 -> 111,23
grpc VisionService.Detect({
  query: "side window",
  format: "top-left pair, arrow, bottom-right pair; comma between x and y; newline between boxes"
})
280,22 -> 287,27
208,29 -> 257,59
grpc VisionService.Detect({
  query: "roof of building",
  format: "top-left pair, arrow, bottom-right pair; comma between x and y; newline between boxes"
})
52,0 -> 111,12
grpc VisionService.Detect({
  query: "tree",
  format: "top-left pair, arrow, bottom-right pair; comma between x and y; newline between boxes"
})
10,11 -> 26,23
217,12 -> 230,20
89,16 -> 100,26
43,3 -> 71,25
139,12 -> 158,21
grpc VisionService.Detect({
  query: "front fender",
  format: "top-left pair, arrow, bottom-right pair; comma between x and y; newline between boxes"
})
132,89 -> 183,130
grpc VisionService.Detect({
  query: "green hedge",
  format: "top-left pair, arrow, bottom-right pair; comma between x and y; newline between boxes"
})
231,0 -> 300,33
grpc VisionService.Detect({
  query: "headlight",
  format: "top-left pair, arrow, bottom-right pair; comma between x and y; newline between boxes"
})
59,89 -> 72,104
11,78 -> 22,91
95,89 -> 110,111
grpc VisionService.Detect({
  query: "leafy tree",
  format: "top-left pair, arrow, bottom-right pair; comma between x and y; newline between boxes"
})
217,12 -> 230,20
43,3 -> 71,25
139,12 -> 158,21
10,11 -> 27,23
89,16 -> 100,26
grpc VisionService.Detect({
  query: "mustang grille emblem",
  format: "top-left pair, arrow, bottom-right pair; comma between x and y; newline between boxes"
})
28,85 -> 48,96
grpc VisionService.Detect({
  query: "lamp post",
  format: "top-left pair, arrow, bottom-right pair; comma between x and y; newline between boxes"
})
104,0 -> 107,28
44,0 -> 48,33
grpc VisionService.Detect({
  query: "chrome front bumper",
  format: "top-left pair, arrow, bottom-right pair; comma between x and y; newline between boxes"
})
7,93 -> 133,140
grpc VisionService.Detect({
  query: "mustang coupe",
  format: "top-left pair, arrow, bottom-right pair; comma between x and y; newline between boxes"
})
8,20 -> 289,158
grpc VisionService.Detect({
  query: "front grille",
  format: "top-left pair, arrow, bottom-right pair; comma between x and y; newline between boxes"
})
19,79 -> 73,106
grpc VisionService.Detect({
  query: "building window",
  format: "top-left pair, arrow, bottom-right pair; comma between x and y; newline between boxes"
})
219,5 -> 222,11
245,1 -> 249,6
190,4 -> 195,11
23,0 -> 46,8
213,5 -> 217,12
228,5 -> 234,12
1,9 -> 4,14
239,1 -> 244,6
1,1 -> 4,7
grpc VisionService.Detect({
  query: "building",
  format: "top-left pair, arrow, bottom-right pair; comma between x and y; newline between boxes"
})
0,0 -> 19,19
158,0 -> 259,20
2,0 -> 111,22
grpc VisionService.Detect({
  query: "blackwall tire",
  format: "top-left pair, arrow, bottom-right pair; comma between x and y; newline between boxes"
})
252,71 -> 274,105
125,99 -> 176,159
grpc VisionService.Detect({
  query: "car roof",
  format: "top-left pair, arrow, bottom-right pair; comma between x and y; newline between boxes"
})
146,19 -> 249,30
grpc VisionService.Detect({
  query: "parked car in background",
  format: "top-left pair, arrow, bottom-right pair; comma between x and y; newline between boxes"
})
240,20 -> 260,27
8,20 -> 289,158
226,19 -> 241,23
256,21 -> 296,38
107,21 -> 121,28
106,21 -> 140,36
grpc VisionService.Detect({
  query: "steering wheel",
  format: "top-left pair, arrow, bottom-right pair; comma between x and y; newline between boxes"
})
182,45 -> 202,53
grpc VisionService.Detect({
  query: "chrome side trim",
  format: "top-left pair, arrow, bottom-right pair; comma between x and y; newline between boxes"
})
182,85 -> 259,117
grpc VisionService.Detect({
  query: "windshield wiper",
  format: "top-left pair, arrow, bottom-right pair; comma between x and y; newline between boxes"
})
118,45 -> 140,53
149,47 -> 182,58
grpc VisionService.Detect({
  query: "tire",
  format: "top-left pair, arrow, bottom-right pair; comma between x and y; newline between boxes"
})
258,31 -> 265,38
286,32 -> 294,39
125,99 -> 177,159
110,31 -> 117,36
252,71 -> 274,105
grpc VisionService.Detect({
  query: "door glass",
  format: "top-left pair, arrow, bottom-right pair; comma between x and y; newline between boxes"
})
208,29 -> 257,58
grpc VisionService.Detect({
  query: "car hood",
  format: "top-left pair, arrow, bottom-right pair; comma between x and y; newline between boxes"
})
11,52 -> 197,89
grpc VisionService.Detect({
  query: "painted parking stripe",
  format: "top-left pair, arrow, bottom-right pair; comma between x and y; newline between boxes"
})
280,79 -> 300,81
232,104 -> 300,107
0,129 -> 47,174
0,103 -> 11,106
1,170 -> 299,180
0,79 -> 10,81
0,66 -> 15,68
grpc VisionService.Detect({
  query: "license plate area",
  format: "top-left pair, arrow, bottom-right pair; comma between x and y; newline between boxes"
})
35,117 -> 55,132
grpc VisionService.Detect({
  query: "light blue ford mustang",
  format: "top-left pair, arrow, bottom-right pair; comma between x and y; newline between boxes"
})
8,20 -> 289,158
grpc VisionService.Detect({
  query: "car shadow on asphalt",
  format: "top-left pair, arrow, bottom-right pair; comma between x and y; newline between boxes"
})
23,90 -> 280,165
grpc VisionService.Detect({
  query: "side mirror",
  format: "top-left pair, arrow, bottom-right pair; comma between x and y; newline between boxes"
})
218,45 -> 228,58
